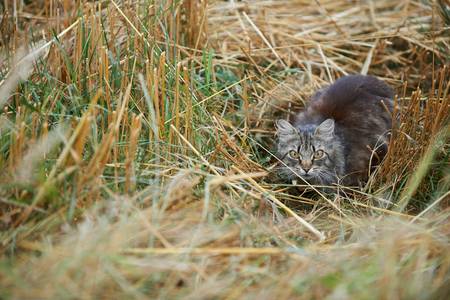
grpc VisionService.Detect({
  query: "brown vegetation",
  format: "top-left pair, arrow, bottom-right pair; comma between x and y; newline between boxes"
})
0,0 -> 449,299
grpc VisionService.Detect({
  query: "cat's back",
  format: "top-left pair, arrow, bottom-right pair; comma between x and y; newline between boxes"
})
307,74 -> 394,123
324,74 -> 393,101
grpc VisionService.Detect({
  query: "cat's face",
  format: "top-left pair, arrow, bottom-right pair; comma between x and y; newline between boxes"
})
276,119 -> 343,186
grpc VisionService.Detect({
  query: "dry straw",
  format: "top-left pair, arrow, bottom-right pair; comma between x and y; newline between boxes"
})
0,0 -> 449,299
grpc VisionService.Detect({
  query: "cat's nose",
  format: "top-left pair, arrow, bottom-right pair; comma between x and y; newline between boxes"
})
302,160 -> 312,173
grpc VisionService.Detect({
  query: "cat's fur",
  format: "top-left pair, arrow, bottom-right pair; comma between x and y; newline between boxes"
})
276,75 -> 394,187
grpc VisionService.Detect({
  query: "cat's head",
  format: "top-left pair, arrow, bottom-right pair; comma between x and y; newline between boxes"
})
275,118 -> 344,186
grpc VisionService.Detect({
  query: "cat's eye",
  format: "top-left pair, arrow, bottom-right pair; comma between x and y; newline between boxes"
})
314,150 -> 325,159
288,150 -> 299,159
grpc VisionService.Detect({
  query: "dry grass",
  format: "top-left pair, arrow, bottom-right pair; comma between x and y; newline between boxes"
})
0,0 -> 449,299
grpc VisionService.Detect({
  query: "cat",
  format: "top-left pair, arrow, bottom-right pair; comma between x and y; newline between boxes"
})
275,74 -> 394,188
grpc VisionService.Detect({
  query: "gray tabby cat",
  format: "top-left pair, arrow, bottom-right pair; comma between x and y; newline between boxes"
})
276,75 -> 394,188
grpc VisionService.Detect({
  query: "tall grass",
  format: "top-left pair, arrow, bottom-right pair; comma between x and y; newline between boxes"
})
0,0 -> 449,299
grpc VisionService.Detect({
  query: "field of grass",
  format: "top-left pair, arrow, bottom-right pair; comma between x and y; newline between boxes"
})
0,0 -> 449,299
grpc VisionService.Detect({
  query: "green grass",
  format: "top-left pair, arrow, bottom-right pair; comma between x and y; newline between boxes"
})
0,0 -> 449,299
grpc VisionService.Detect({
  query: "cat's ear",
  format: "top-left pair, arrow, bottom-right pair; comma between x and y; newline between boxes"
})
315,118 -> 334,139
276,120 -> 297,136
